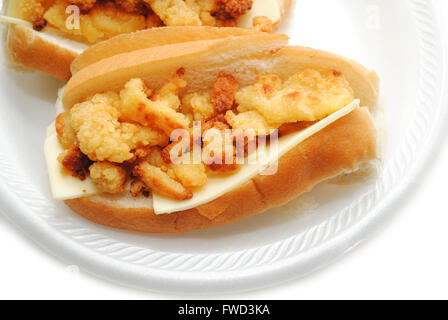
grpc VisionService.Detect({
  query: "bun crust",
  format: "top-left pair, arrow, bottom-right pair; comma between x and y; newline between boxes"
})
70,27 -> 258,75
7,25 -> 79,80
65,108 -> 377,233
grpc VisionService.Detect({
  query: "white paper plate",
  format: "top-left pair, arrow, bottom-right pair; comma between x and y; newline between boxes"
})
0,0 -> 446,294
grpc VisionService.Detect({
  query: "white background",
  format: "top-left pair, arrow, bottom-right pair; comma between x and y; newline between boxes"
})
1,1 -> 447,299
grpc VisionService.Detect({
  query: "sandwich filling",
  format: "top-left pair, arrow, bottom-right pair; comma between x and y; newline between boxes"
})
53,68 -> 355,201
19,0 -> 257,43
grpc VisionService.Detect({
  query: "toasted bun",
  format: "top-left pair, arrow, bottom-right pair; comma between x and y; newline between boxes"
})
7,25 -> 84,81
61,30 -> 379,233
65,108 -> 377,233
5,0 -> 292,80
70,27 -> 258,75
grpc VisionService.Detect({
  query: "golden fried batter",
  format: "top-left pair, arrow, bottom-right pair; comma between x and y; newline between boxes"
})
58,147 -> 92,180
145,11 -> 164,28
119,77 -> 189,136
145,0 -> 202,26
89,161 -> 127,194
146,147 -> 168,168
212,0 -> 252,20
185,0 -> 219,26
211,72 -> 239,114
56,112 -> 78,149
130,178 -> 151,197
182,92 -> 215,121
65,0 -> 97,11
201,118 -> 239,173
115,0 -> 150,15
44,1 -> 146,43
147,143 -> 208,188
236,69 -> 355,123
70,92 -> 168,163
21,0 -> 47,30
173,163 -> 207,187
252,16 -> 273,33
134,161 -> 193,200
225,110 -> 278,135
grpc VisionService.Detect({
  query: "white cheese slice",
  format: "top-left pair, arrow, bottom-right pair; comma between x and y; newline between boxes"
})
0,16 -> 32,28
153,100 -> 360,214
38,27 -> 89,54
238,0 -> 283,28
56,87 -> 66,115
6,0 -> 22,19
44,123 -> 98,200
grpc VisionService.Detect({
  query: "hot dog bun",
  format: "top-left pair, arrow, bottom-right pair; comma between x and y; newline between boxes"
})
66,107 -> 377,233
60,30 -> 379,233
7,24 -> 85,81
4,0 -> 291,80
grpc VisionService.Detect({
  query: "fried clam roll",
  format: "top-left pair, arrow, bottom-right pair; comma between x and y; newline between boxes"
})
43,30 -> 380,233
3,0 -> 291,80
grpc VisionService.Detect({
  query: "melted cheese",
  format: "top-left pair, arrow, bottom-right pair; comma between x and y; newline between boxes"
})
238,0 -> 283,28
45,123 -> 98,200
153,100 -> 360,214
